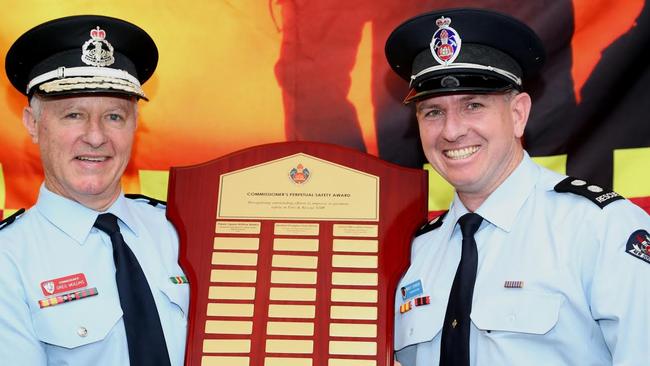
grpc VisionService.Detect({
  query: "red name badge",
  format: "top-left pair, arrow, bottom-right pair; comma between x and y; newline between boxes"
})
40,273 -> 88,296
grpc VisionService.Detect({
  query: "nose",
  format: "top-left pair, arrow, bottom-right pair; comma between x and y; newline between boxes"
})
81,116 -> 108,148
440,110 -> 468,142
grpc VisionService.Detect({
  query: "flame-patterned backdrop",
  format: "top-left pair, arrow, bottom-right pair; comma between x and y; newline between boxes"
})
1,0 -> 649,218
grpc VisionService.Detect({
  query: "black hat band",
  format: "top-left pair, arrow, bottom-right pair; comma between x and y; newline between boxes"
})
410,62 -> 521,89
404,73 -> 515,103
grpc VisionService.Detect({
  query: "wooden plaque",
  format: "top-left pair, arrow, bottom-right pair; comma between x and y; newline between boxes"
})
166,141 -> 427,366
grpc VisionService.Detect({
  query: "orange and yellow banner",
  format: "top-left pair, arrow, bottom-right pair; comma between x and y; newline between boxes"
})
1,0 -> 649,218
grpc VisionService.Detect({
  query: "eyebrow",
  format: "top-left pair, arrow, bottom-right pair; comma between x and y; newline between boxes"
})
416,94 -> 490,112
416,102 -> 438,113
459,95 -> 479,101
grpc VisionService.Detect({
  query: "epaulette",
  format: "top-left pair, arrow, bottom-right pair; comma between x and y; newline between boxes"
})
415,211 -> 448,236
554,177 -> 624,209
0,208 -> 26,231
125,193 -> 167,208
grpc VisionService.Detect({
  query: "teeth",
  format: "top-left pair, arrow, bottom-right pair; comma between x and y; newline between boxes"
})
77,156 -> 106,162
444,146 -> 479,160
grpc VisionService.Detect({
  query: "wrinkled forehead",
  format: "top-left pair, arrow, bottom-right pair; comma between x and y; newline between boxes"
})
33,93 -> 137,106
31,93 -> 139,117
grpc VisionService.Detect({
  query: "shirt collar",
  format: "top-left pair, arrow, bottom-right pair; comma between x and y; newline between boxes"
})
475,152 -> 540,232
35,185 -> 139,245
106,194 -> 139,238
446,152 -> 540,235
447,192 -> 479,242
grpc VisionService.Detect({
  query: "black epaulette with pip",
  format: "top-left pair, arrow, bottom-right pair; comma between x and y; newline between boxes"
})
554,177 -> 624,209
0,208 -> 26,231
415,211 -> 448,236
125,193 -> 167,208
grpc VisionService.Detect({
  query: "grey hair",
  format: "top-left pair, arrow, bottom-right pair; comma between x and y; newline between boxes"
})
503,88 -> 521,101
28,94 -> 44,121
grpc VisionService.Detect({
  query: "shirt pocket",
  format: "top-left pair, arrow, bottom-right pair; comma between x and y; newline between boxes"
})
32,297 -> 122,348
159,280 -> 189,319
394,295 -> 447,351
471,291 -> 562,335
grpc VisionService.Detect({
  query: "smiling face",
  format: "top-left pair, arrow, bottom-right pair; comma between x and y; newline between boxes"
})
415,91 -> 531,210
23,94 -> 138,211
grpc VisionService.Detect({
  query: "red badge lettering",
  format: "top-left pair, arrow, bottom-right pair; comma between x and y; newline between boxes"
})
40,273 -> 88,296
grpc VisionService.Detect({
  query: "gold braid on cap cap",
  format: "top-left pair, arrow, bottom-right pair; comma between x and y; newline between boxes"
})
38,75 -> 145,98
26,66 -> 143,95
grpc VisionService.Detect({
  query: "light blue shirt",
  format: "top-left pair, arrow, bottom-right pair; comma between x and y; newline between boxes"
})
0,185 -> 189,365
394,153 -> 650,366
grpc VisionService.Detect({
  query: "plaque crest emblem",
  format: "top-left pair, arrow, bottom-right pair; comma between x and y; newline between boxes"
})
81,26 -> 115,67
626,229 -> 650,264
430,16 -> 461,66
289,164 -> 310,184
42,281 -> 55,295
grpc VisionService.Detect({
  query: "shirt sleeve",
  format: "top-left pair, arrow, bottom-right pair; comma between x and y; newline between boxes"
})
588,200 -> 650,365
0,248 -> 47,364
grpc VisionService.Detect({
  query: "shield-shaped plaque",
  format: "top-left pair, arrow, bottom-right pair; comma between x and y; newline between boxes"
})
166,142 -> 427,366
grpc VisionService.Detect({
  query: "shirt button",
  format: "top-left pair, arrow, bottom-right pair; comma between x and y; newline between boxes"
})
77,326 -> 88,337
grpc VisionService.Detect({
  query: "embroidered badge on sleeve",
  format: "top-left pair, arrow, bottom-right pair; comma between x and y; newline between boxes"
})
626,229 -> 650,264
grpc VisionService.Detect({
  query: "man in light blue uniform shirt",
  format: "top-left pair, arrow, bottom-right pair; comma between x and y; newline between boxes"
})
0,16 -> 188,365
385,8 -> 650,366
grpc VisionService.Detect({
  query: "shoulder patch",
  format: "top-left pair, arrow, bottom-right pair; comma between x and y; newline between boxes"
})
124,193 -> 166,208
415,211 -> 448,236
625,229 -> 650,265
554,177 -> 623,209
0,208 -> 26,231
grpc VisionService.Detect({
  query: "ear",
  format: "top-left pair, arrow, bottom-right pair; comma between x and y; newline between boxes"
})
510,92 -> 532,138
22,106 -> 39,144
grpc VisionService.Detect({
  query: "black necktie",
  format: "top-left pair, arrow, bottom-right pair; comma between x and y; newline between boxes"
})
440,212 -> 483,366
94,213 -> 171,366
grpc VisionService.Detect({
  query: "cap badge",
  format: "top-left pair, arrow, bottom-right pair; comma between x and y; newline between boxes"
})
430,16 -> 461,66
81,26 -> 115,67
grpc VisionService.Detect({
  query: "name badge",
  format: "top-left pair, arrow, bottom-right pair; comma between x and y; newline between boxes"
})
400,279 -> 424,300
40,273 -> 88,296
